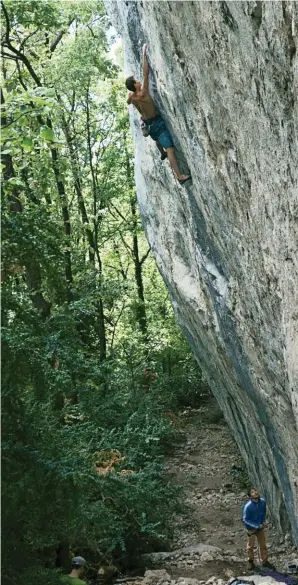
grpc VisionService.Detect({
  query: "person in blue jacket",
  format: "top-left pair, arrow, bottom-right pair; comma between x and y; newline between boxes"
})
242,487 -> 275,569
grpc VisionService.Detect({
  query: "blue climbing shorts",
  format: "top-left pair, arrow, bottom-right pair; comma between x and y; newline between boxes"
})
144,115 -> 174,149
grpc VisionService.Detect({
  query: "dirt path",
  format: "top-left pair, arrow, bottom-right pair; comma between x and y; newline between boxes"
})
167,403 -> 252,555
142,399 -> 296,582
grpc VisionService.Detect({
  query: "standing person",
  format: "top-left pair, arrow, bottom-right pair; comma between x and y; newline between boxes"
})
60,556 -> 87,584
126,44 -> 191,185
242,487 -> 275,570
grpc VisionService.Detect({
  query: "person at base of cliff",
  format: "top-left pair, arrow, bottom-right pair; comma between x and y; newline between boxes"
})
60,556 -> 87,585
242,487 -> 276,570
126,44 -> 191,185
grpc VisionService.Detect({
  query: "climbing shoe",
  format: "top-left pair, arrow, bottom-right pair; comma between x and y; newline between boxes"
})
179,175 -> 192,185
248,560 -> 256,570
161,152 -> 167,161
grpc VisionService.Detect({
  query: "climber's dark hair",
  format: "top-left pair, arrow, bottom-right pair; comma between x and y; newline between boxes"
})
125,76 -> 136,92
248,487 -> 257,497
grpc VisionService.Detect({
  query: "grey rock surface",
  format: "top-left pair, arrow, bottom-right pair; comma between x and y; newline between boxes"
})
105,1 -> 298,542
142,544 -> 222,563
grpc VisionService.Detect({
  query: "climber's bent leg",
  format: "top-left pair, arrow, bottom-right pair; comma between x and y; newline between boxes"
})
166,147 -> 191,184
155,141 -> 167,160
147,116 -> 191,184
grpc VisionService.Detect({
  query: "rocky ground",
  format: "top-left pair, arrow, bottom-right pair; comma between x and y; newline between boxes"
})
117,399 -> 297,585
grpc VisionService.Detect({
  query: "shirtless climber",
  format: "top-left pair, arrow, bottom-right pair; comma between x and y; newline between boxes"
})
126,44 -> 191,185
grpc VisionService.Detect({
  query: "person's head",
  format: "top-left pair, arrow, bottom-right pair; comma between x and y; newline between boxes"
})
125,76 -> 141,92
71,556 -> 86,577
248,487 -> 259,501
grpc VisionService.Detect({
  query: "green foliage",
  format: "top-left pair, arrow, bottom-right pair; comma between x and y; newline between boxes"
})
1,2 -> 205,583
2,302 -> 182,581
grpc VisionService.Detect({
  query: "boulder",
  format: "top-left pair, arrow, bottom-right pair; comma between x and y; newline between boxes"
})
143,570 -> 171,585
200,552 -> 214,562
177,579 -> 200,585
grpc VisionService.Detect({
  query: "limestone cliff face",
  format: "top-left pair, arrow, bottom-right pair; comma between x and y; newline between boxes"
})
105,1 -> 298,541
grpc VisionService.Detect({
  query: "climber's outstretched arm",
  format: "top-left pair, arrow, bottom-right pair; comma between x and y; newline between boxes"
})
141,44 -> 149,95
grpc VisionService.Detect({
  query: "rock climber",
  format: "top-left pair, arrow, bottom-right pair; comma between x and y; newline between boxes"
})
242,487 -> 275,570
60,556 -> 87,584
126,44 -> 191,185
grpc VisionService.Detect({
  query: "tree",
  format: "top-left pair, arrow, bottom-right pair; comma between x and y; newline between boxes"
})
1,3 -> 204,582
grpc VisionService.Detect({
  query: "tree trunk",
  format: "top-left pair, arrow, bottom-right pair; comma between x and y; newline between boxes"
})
50,145 -> 73,303
131,195 -> 148,336
85,91 -> 107,361
62,116 -> 95,264
55,540 -> 70,571
63,106 -> 106,360
124,136 -> 148,336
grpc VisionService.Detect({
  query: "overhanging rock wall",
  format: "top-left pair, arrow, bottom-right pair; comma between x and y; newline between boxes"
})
105,1 -> 298,542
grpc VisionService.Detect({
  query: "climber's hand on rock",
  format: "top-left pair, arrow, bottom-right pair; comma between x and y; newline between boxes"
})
142,43 -> 147,55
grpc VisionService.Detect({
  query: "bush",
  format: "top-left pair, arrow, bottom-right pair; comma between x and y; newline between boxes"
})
2,307 -> 183,582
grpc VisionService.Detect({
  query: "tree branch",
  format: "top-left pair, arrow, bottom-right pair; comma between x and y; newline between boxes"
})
109,301 -> 126,353
118,231 -> 133,254
2,111 -> 31,128
110,203 -> 128,223
87,24 -> 96,39
1,1 -> 42,86
1,0 -> 11,46
50,19 -> 75,52
1,50 -> 18,61
20,29 -> 39,49
16,59 -> 28,90
50,30 -> 65,53
140,247 -> 151,266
